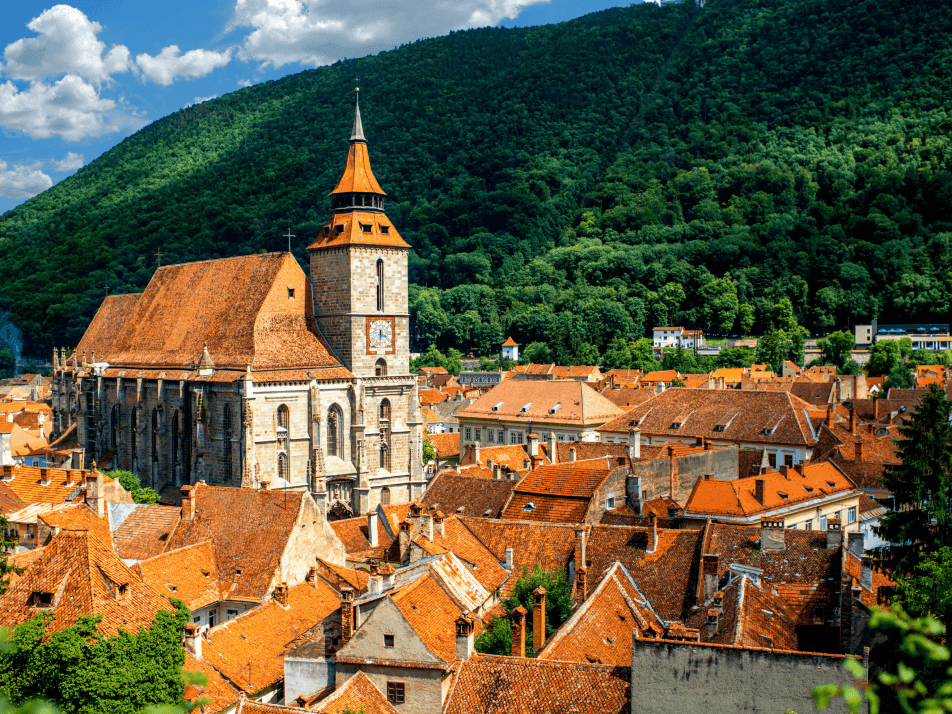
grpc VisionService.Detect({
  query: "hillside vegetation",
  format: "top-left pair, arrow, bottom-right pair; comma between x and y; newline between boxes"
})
1,0 -> 951,362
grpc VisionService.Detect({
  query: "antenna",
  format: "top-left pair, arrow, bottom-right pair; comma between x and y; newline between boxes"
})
155,250 -> 164,267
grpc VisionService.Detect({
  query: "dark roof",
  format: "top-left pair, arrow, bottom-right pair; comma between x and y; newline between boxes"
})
421,473 -> 518,519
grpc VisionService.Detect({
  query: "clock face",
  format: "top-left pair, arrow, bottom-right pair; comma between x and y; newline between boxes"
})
368,318 -> 394,351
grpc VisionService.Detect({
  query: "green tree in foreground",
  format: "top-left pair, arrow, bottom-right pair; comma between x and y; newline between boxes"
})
0,600 -> 194,714
106,470 -> 159,505
895,546 -> 952,638
475,565 -> 572,657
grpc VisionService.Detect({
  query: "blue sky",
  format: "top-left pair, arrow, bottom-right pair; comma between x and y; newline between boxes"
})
0,0 -> 640,214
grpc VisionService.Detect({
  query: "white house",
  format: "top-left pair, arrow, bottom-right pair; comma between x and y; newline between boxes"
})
501,337 -> 519,362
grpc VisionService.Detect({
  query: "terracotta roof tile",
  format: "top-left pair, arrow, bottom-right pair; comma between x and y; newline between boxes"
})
0,530 -> 174,637
500,464 -> 611,523
184,652 -> 239,714
421,473 -> 518,519
307,671 -> 398,714
457,381 -> 623,426
39,503 -> 113,549
75,293 -> 142,361
113,504 -> 182,560
600,387 -> 655,410
427,517 -> 509,593
134,541 -> 224,610
425,433 -> 460,459
330,503 -> 411,560
310,211 -> 410,250
2,465 -> 85,504
391,572 -> 468,663
444,655 -> 630,714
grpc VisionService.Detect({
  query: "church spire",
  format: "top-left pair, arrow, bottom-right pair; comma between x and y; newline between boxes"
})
350,88 -> 366,142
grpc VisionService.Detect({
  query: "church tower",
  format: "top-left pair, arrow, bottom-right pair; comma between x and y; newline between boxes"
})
309,94 -> 411,377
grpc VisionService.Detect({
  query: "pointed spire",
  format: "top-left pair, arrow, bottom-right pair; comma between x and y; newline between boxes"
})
350,90 -> 366,142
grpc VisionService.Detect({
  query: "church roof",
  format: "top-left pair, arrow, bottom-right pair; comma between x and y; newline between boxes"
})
310,211 -> 410,250
330,137 -> 385,195
75,252 -> 350,376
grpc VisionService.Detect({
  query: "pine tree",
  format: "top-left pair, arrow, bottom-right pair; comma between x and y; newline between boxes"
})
877,384 -> 952,574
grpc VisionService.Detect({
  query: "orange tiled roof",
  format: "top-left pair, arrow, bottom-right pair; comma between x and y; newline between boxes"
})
425,432 -> 460,459
307,670 -> 398,714
133,541 -> 225,611
330,503 -> 411,560
684,462 -> 856,519
38,503 -> 113,550
2,465 -> 85,504
311,211 -> 410,250
460,444 -> 537,470
114,504 -> 182,560
641,370 -> 679,382
74,293 -> 142,363
0,530 -> 175,637
184,652 -> 239,714
0,422 -> 47,458
421,472 -> 518,519
843,549 -> 895,608
79,253 -> 349,375
501,337 -> 519,347
329,137 -> 385,195
418,388 -> 445,406
392,572 -> 470,664
444,655 -> 630,714
458,381 -> 623,426
501,464 -> 612,523
202,581 -> 341,694
426,516 -> 509,593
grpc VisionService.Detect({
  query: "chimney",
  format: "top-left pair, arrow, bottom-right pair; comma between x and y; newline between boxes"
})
89,467 -> 105,518
260,480 -> 271,490
854,441 -> 863,462
860,556 -> 873,590
487,458 -> 495,472
827,406 -> 835,428
874,399 -> 880,422
433,511 -> 445,538
306,567 -> 318,585
760,518 -> 786,552
184,623 -> 202,660
511,606 -> 528,657
706,609 -> 719,639
422,513 -> 434,542
181,485 -> 195,522
505,547 -> 514,571
368,573 -> 382,595
574,527 -> 587,572
827,519 -> 842,549
754,478 -> 765,505
701,553 -> 719,601
456,614 -> 476,661
340,587 -> 354,644
399,518 -> 412,563
794,463 -> 804,476
474,441 -> 481,466
548,432 -> 557,464
274,582 -> 289,606
575,565 -> 588,600
648,512 -> 658,553
627,428 -> 641,460
569,448 -> 576,462
379,563 -> 395,590
493,464 -> 502,480
367,512 -> 378,547
528,433 -> 539,457
849,406 -> 857,436
532,587 -> 547,652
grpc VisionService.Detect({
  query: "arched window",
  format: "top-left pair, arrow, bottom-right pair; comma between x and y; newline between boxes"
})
172,411 -> 180,485
111,404 -> 119,449
222,405 -> 233,481
152,409 -> 160,463
277,405 -> 290,479
379,399 -> 391,423
376,259 -> 384,312
327,405 -> 342,458
380,486 -> 391,506
375,358 -> 387,377
380,444 -> 391,472
278,453 -> 288,481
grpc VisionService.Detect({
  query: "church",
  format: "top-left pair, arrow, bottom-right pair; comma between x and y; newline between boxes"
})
50,99 -> 426,518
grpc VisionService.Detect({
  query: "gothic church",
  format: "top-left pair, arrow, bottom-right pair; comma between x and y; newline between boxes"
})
51,100 -> 425,518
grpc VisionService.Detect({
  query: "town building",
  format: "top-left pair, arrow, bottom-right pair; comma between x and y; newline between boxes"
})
652,326 -> 705,349
49,99 -> 424,517
500,337 -> 519,362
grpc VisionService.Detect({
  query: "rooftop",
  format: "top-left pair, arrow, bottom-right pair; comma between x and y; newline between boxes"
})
457,381 -> 623,426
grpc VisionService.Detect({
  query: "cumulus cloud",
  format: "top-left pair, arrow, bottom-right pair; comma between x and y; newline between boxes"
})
185,95 -> 218,108
0,74 -> 120,141
2,5 -> 131,85
52,151 -> 84,171
135,46 -> 232,86
238,78 -> 252,87
231,0 -> 549,69
0,159 -> 53,199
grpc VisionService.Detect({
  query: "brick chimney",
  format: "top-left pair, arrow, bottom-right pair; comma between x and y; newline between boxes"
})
627,428 -> 641,460
532,587 -> 547,652
706,608 -> 719,639
548,432 -> 557,464
340,587 -> 354,644
399,518 -> 412,564
874,399 -> 880,422
493,464 -> 502,480
474,441 -> 481,466
422,513 -> 434,542
456,614 -> 475,661
511,606 -> 528,657
433,511 -> 445,538
575,565 -> 588,600
184,622 -> 202,660
648,512 -> 658,553
306,566 -> 318,585
849,406 -> 857,436
569,448 -> 576,462
88,467 -> 105,518
259,480 -> 270,491
274,582 -> 289,606
505,546 -> 514,571
528,434 -> 539,458
379,562 -> 395,590
760,518 -> 785,552
701,553 -> 719,601
754,478 -> 765,505
367,511 -> 378,547
826,518 -> 842,549
854,441 -> 863,461
181,485 -> 195,522
827,406 -> 835,428
574,527 -> 587,572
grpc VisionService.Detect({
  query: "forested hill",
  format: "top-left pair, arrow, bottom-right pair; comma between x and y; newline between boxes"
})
2,0 -> 952,361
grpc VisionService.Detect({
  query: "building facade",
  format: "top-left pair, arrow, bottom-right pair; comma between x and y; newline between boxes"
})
50,99 -> 424,517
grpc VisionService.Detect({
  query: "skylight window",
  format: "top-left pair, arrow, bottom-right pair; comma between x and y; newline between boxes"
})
549,403 -> 561,415
492,402 -> 504,412
523,502 -> 535,511
520,403 -> 532,413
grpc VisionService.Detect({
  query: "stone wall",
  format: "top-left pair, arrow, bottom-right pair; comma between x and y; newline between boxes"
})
628,447 -> 739,505
629,638 -> 855,714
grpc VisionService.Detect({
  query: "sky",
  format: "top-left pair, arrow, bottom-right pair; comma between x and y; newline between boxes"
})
0,0 -> 641,214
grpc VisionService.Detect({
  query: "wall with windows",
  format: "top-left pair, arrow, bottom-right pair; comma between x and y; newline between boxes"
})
191,600 -> 256,630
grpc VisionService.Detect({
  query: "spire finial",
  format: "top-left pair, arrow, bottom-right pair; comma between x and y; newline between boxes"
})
350,77 -> 365,142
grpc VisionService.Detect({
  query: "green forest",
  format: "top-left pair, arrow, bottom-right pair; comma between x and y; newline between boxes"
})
1,0 -> 951,362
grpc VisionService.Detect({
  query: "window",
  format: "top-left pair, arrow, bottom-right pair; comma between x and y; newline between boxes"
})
466,428 -> 472,441
360,223 -> 372,233
30,592 -> 54,608
222,405 -> 232,482
208,611 -> 216,628
475,428 -> 481,442
226,609 -> 238,621
277,405 -> 290,479
278,453 -> 288,481
380,399 -> 391,424
558,434 -> 565,442
517,433 -> 524,445
111,404 -> 119,448
381,486 -> 391,506
375,358 -> 387,376
819,515 -> 827,530
784,453 -> 793,467
323,226 -> 330,236
380,444 -> 391,471
381,225 -> 390,234
193,616 -> 201,624
488,430 -> 494,443
834,511 -> 841,522
804,520 -> 813,531
376,259 -> 385,312
767,452 -> 777,468
386,682 -> 405,705
131,407 -> 138,465
335,225 -> 344,234
510,432 -> 517,444
152,408 -> 160,463
606,493 -> 616,510
384,634 -> 395,648
327,406 -> 342,457
287,287 -> 295,299
497,430 -> 503,443
848,506 -> 857,524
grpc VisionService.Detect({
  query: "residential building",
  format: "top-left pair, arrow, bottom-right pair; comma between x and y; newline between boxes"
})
500,336 -> 519,362
653,326 -> 684,348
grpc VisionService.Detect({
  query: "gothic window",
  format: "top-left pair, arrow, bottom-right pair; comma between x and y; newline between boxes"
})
223,405 -> 233,481
172,411 -> 180,484
131,408 -> 138,465
381,486 -> 391,506
376,259 -> 385,312
110,405 -> 119,449
278,453 -> 288,481
379,399 -> 391,424
152,409 -> 160,463
327,405 -> 343,457
375,359 -> 387,377
380,444 -> 391,472
277,405 -> 290,480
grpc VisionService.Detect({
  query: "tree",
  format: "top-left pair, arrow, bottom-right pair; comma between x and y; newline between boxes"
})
885,363 -> 914,391
0,348 -> 14,380
106,471 -> 159,505
867,340 -> 904,377
877,384 -> 952,575
601,338 -> 632,370
0,601 -> 193,714
0,515 -> 18,595
520,342 -> 552,364
756,325 -> 785,373
422,438 -> 436,467
817,330 -> 854,370
475,565 -> 572,657
445,349 -> 464,376
895,546 -> 952,637
411,344 -> 448,372
630,338 -> 662,374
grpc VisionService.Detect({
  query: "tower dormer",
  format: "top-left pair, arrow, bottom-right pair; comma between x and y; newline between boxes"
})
309,93 -> 411,377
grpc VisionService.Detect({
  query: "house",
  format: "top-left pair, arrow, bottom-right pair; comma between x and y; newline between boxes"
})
499,462 -> 628,524
456,380 -> 624,449
0,422 -> 48,466
500,336 -> 519,362
420,471 -> 520,519
456,371 -> 504,392
598,388 -> 819,466
682,462 -> 861,531
653,327 -> 684,348
639,370 -> 680,389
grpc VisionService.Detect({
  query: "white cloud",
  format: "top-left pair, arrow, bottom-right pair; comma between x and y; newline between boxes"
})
185,95 -> 218,108
2,5 -> 131,85
135,46 -> 232,86
0,159 -> 53,199
231,0 -> 549,69
52,151 -> 84,171
238,78 -> 252,87
0,74 -> 121,141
